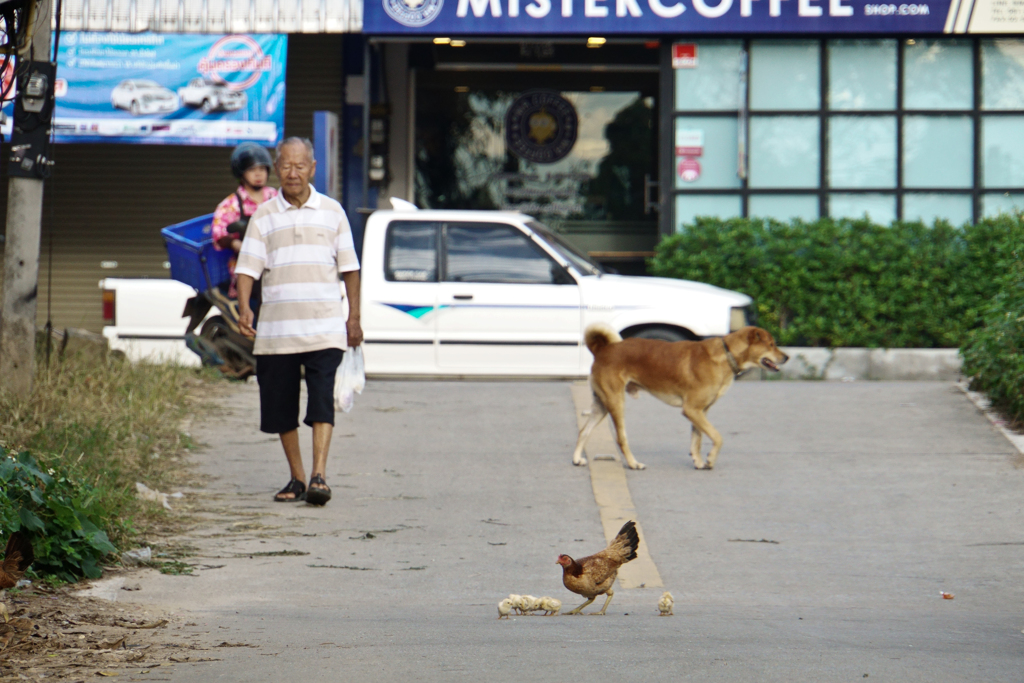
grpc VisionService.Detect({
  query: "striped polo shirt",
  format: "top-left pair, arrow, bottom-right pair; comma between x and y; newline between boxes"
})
235,186 -> 360,355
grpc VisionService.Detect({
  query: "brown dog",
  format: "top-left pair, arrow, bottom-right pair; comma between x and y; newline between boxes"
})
572,324 -> 788,470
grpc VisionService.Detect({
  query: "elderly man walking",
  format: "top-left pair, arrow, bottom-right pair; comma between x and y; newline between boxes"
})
235,137 -> 362,506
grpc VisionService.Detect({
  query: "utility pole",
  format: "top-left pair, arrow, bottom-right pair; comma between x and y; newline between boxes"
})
0,0 -> 53,398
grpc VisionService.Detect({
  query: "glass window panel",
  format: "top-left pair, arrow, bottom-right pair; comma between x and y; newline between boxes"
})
829,194 -> 896,224
983,193 -> 1024,217
829,116 -> 897,188
903,194 -> 973,225
904,39 -> 973,110
444,224 -> 557,284
749,195 -> 820,221
674,40 -> 744,111
675,194 -> 742,230
983,116 -> 1024,187
903,116 -> 973,188
386,222 -> 439,282
750,40 -> 820,111
415,89 -> 656,225
674,117 -> 740,189
828,40 -> 897,111
749,116 -> 820,188
982,40 -> 1024,110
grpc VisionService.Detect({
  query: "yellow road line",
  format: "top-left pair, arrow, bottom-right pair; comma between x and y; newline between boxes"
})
570,381 -> 664,589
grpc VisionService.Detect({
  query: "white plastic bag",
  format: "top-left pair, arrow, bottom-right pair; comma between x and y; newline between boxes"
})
334,345 -> 365,413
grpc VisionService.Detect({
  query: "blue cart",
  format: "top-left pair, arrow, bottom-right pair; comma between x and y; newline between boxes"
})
161,214 -> 256,378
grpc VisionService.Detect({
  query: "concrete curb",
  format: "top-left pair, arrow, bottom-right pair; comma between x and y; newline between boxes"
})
956,382 -> 1024,457
775,347 -> 962,381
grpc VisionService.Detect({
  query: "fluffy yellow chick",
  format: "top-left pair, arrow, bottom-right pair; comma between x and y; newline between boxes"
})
539,597 -> 562,616
658,591 -> 674,616
498,598 -> 514,619
520,595 -> 540,614
508,594 -> 524,615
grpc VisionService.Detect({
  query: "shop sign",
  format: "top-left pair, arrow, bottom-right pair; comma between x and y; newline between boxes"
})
673,43 -> 698,68
505,91 -> 579,164
495,171 -> 588,216
676,128 -> 703,182
2,32 -> 287,146
678,157 -> 701,182
675,129 -> 704,157
364,0 -> 1024,34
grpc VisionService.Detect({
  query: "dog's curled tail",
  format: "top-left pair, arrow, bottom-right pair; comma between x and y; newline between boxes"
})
584,323 -> 623,355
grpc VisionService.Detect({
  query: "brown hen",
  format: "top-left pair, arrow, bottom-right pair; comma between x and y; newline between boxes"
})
0,533 -> 34,590
556,520 -> 639,615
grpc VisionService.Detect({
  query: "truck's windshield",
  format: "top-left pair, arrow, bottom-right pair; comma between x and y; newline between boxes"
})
526,221 -> 605,277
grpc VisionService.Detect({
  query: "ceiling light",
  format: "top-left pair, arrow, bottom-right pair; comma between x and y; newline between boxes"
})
433,37 -> 451,44
587,37 -> 606,48
455,86 -> 470,93
450,39 -> 467,47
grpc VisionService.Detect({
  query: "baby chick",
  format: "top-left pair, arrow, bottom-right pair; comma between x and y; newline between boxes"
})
539,597 -> 562,616
507,594 -> 524,615
520,595 -> 541,614
498,598 -> 514,619
658,591 -> 674,616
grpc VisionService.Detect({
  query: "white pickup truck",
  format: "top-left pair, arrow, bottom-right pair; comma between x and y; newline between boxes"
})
101,207 -> 753,377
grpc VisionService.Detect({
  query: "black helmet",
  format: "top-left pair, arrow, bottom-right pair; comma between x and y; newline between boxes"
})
230,142 -> 273,180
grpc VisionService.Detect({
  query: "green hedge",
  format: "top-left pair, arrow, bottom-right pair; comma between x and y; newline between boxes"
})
649,215 -> 1024,348
960,256 -> 1024,423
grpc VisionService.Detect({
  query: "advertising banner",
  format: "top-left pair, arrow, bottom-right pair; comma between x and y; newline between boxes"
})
3,32 -> 287,146
364,0 -> 1024,34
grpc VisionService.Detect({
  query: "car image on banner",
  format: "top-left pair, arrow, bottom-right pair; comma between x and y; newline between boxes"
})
110,79 -> 178,116
0,32 -> 288,146
178,78 -> 247,113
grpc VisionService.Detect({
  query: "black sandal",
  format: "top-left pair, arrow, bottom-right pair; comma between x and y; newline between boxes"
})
273,478 -> 306,502
305,474 -> 332,506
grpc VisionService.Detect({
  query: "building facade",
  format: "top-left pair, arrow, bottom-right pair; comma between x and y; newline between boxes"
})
3,0 -> 1024,331
363,0 -> 1024,273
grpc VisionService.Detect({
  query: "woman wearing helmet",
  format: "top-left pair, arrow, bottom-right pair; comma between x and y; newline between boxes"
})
211,142 -> 278,297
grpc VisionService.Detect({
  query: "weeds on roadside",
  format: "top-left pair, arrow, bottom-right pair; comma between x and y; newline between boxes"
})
0,346 -> 221,578
0,448 -> 117,581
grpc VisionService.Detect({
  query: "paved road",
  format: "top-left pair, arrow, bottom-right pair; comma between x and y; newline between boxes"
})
118,380 -> 1024,682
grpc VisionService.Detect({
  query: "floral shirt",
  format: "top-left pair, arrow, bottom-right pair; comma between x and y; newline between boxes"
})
211,185 -> 278,296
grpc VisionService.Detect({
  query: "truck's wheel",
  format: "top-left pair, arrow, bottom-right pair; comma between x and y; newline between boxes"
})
201,98 -> 214,113
130,100 -> 140,116
624,326 -> 694,343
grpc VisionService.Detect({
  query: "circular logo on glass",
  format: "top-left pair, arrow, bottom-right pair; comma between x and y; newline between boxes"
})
383,0 -> 444,27
505,91 -> 578,165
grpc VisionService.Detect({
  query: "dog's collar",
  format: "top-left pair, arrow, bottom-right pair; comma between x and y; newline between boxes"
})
721,338 -> 742,376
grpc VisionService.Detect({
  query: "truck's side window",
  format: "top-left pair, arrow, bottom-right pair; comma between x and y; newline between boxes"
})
444,223 -> 567,285
385,221 -> 439,282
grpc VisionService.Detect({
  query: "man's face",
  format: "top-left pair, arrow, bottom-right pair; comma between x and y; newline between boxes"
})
275,143 -> 316,198
242,165 -> 268,190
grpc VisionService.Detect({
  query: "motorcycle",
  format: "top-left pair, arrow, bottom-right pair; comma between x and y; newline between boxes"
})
182,286 -> 257,379
162,213 -> 257,379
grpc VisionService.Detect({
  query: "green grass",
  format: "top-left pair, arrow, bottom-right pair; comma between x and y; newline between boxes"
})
0,343 -> 222,581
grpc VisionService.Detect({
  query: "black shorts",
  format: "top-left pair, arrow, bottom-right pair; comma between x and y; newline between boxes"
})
255,348 -> 344,434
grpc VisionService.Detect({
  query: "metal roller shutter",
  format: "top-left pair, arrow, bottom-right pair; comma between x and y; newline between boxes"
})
0,34 -> 344,334
283,34 -> 344,141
